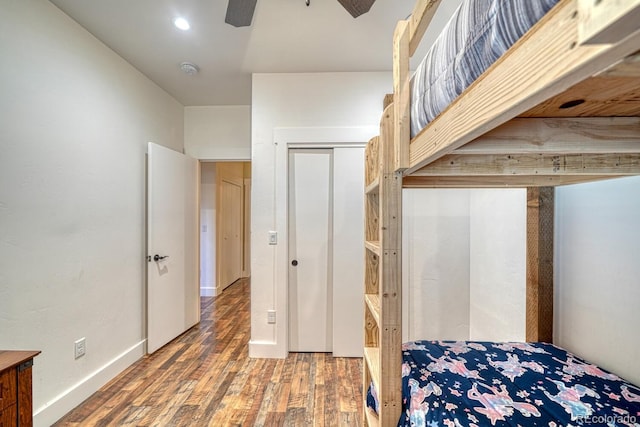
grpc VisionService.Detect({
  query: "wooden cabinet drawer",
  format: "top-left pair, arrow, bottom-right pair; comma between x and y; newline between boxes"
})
0,371 -> 16,410
0,404 -> 17,427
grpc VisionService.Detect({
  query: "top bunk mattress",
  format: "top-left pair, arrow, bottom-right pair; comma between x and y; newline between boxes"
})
410,0 -> 560,138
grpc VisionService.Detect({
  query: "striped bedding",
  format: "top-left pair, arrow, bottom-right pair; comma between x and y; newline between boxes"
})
410,0 -> 560,138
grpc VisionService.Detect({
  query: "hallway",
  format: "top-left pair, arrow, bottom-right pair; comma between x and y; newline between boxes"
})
53,279 -> 363,426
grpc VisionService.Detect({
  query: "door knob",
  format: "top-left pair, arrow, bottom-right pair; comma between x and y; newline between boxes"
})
153,254 -> 169,262
291,259 -> 298,266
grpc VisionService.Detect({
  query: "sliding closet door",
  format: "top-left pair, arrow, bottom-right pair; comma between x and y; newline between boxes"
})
288,149 -> 333,352
332,147 -> 364,357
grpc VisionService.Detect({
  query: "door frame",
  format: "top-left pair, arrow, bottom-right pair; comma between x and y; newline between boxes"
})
251,126 -> 375,358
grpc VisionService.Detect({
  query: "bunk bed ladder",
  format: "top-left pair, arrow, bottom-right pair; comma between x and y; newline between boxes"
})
363,104 -> 403,426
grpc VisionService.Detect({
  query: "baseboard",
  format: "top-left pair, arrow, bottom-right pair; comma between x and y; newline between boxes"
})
248,340 -> 287,359
34,340 -> 146,427
200,286 -> 216,297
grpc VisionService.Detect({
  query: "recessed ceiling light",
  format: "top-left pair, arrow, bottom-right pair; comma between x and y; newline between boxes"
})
174,17 -> 190,31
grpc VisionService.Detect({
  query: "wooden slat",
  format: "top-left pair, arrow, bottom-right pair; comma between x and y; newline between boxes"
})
378,324 -> 401,425
597,52 -> 640,77
383,94 -> 394,110
454,118 -> 640,155
365,250 -> 379,295
365,240 -> 381,256
365,407 -> 380,427
393,21 -> 410,171
521,73 -> 640,117
365,136 -> 380,187
365,192 -> 379,242
408,0 -> 442,56
526,188 -> 554,343
363,348 -> 380,393
411,153 -> 640,177
365,177 -> 379,195
407,0 -> 640,174
402,174 -> 616,188
364,303 -> 379,348
579,0 -> 640,44
365,294 -> 381,327
362,355 -> 373,427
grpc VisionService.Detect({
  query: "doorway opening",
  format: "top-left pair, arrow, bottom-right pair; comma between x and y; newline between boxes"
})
199,161 -> 251,297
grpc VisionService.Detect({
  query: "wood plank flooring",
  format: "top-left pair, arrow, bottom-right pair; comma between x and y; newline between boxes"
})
53,279 -> 363,426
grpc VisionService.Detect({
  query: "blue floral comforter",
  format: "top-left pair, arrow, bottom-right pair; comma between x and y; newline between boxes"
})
368,341 -> 640,426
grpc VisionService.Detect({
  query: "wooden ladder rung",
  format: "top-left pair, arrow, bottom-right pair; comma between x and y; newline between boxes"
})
365,294 -> 381,326
364,347 -> 381,393
365,177 -> 380,194
365,240 -> 381,256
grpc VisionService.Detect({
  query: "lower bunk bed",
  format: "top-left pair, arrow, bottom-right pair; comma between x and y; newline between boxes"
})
367,341 -> 640,426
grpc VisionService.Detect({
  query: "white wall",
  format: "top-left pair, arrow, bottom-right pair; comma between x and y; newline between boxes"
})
555,176 -> 640,386
200,163 -> 217,296
469,190 -> 527,341
185,106 -> 251,160
0,2 -> 184,425
250,72 -> 389,357
403,189 -> 471,341
403,189 -> 527,342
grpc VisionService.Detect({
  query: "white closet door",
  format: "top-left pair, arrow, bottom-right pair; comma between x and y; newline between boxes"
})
332,147 -> 364,357
288,149 -> 332,352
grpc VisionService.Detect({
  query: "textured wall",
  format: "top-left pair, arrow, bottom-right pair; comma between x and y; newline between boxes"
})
0,2 -> 183,424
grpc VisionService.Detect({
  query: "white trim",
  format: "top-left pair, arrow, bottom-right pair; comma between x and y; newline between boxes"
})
34,340 -> 145,427
271,126 -> 378,358
288,143 -> 366,149
200,286 -> 216,297
248,340 -> 288,359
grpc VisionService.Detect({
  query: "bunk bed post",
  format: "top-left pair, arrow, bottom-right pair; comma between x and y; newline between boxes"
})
362,105 -> 402,426
526,187 -> 554,343
393,20 -> 410,172
379,105 -> 403,427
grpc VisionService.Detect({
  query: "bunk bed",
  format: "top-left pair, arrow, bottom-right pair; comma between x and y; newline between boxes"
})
362,0 -> 640,425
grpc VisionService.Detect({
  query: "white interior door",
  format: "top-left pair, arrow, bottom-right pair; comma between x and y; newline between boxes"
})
147,142 -> 199,354
288,149 -> 332,352
219,179 -> 243,291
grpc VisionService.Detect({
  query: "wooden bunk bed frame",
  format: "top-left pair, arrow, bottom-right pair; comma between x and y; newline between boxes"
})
362,0 -> 640,425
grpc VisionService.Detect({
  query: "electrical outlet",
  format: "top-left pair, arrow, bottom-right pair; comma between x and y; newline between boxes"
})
75,337 -> 86,359
268,231 -> 278,245
267,310 -> 276,324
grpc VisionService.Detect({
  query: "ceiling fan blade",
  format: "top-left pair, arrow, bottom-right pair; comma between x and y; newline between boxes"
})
337,0 -> 376,18
225,0 -> 258,27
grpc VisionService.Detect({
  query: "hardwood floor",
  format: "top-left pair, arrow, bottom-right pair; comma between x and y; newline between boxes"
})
53,279 -> 363,426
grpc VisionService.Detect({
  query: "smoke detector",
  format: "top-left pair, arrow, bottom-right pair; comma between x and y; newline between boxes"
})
179,62 -> 199,75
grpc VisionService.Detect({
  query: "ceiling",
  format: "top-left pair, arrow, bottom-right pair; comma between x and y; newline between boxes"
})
50,0 -> 460,106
